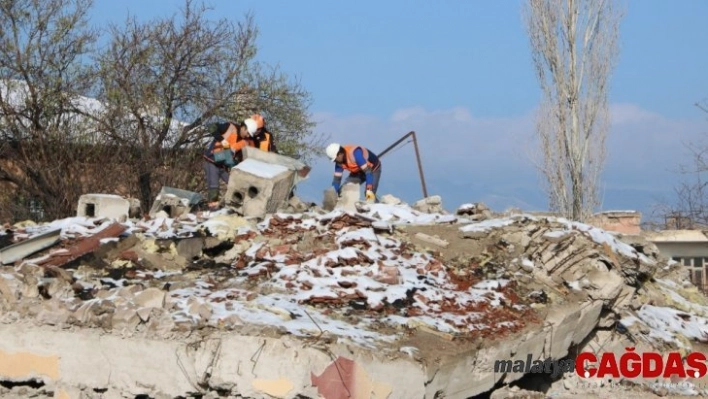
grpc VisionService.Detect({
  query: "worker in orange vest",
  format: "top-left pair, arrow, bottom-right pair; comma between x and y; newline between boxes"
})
203,121 -> 256,208
245,113 -> 278,154
325,143 -> 381,203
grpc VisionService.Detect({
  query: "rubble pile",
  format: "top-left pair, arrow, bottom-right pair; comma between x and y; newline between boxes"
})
0,199 -> 707,398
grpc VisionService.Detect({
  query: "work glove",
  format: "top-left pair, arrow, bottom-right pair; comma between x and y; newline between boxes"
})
365,190 -> 376,203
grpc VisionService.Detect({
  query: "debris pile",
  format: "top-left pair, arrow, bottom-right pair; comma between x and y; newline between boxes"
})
0,199 -> 707,398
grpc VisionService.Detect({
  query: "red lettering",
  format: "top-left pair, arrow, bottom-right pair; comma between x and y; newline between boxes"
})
597,353 -> 620,378
663,352 -> 687,379
619,347 -> 641,378
686,352 -> 708,379
576,352 -> 597,378
641,352 -> 663,378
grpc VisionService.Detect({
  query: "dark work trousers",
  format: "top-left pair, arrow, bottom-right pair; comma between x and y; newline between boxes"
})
345,166 -> 382,194
203,160 -> 229,201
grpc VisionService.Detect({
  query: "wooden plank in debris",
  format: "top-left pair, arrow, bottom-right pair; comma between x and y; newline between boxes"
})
414,232 -> 449,248
37,223 -> 128,268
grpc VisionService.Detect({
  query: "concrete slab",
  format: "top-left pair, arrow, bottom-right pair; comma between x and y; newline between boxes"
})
77,194 -> 130,222
241,146 -> 310,185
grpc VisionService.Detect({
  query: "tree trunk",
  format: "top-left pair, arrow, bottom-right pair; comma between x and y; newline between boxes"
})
138,170 -> 153,212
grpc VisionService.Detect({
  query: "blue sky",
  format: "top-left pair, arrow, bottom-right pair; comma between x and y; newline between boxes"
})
91,0 -> 708,220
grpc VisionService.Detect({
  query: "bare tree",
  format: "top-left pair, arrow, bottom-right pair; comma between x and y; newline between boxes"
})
523,0 -> 622,221
90,0 -> 322,210
0,0 -> 118,221
650,100 -> 708,229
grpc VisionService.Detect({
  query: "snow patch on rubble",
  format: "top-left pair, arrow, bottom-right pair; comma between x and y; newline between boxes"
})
521,258 -> 534,269
550,217 -> 655,265
474,279 -> 509,290
234,223 -> 522,340
655,279 -> 708,317
356,204 -> 457,225
459,216 -> 527,233
151,212 -> 530,346
542,230 -> 569,239
459,214 -> 655,265
235,158 -> 289,178
635,305 -> 708,347
23,216 -> 114,239
622,303 -> 708,349
168,285 -> 395,347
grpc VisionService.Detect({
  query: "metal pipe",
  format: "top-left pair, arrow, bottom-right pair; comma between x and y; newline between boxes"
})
377,131 -> 413,158
376,130 -> 429,199
411,131 -> 428,198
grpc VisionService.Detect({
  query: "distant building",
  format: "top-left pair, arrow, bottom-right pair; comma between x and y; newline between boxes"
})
644,229 -> 708,293
587,210 -> 642,235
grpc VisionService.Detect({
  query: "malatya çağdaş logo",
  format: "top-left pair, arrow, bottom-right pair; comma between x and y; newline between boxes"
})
494,348 -> 708,379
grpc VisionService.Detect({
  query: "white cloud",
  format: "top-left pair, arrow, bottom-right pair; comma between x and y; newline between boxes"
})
294,104 -> 707,216
610,103 -> 661,125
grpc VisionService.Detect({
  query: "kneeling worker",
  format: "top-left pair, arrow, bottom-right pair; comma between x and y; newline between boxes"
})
325,143 -> 382,202
203,120 -> 257,209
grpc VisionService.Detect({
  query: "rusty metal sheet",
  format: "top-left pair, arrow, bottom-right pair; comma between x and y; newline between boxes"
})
37,223 -> 128,268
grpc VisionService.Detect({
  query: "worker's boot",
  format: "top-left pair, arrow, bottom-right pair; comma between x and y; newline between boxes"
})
207,188 -> 220,211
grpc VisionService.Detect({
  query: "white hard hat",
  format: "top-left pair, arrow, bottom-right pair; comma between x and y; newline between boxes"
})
244,118 -> 257,136
325,143 -> 341,162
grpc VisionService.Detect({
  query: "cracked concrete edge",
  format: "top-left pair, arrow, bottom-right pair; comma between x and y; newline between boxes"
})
0,324 -> 431,399
422,300 -> 607,399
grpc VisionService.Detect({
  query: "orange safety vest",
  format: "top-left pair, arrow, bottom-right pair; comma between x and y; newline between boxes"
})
212,123 -> 239,154
255,131 -> 274,152
341,145 -> 374,173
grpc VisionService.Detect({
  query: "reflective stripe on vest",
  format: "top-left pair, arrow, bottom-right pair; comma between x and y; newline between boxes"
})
342,145 -> 373,173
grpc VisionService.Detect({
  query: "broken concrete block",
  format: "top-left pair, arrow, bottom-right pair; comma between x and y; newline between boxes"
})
175,237 -> 204,260
149,196 -> 189,219
0,275 -> 17,304
200,214 -> 249,241
335,183 -> 360,211
112,306 -> 140,331
456,202 -> 492,221
77,194 -> 131,222
322,188 -> 338,211
136,307 -> 152,322
127,198 -> 142,218
279,195 -> 311,213
412,195 -> 445,214
34,299 -> 71,326
134,288 -> 166,309
187,298 -> 212,321
148,187 -> 202,219
224,158 -> 296,219
414,232 -> 449,248
379,194 -> 403,205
